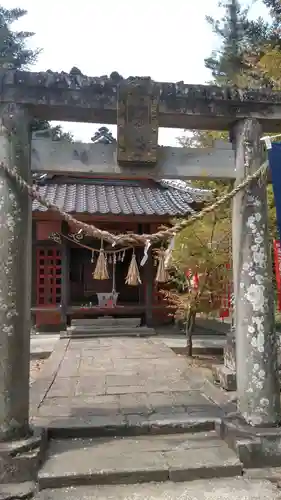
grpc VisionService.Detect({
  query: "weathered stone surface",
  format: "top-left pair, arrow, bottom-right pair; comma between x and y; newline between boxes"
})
0,481 -> 36,500
2,68 -> 280,103
71,317 -> 141,327
0,104 -> 32,444
0,428 -> 47,484
124,415 -> 217,435
213,365 -> 237,391
38,431 -> 241,489
223,324 -> 236,371
31,132 -> 236,180
244,466 -> 281,485
233,119 -> 280,426
29,339 -> 70,414
119,394 -> 151,415
117,79 -> 159,164
30,334 -> 59,361
2,69 -> 281,130
167,446 -> 242,482
31,415 -> 128,439
219,414 -> 281,467
32,478 -> 281,500
63,326 -> 155,338
30,337 -> 223,437
201,379 -> 237,415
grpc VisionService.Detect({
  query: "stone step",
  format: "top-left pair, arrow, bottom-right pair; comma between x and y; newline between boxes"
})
45,415 -> 220,440
38,431 -> 242,489
62,326 -> 156,338
1,482 -> 36,499
71,317 -> 141,328
34,477 -> 281,500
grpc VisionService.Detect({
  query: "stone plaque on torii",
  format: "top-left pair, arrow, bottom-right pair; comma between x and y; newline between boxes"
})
0,69 -> 281,480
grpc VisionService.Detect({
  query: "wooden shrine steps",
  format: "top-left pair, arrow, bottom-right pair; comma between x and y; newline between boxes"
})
62,317 -> 156,338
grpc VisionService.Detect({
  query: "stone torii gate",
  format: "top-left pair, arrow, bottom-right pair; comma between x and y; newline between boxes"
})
1,69 -> 281,479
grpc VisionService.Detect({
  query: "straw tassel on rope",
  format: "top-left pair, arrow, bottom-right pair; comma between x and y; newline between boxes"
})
155,249 -> 169,283
93,240 -> 109,280
125,250 -> 141,286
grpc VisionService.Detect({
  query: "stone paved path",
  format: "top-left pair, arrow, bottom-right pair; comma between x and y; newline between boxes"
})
30,359 -> 45,385
30,337 -> 224,429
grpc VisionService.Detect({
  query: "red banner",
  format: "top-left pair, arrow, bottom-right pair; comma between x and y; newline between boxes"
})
273,239 -> 281,312
185,269 -> 200,290
185,267 -> 231,318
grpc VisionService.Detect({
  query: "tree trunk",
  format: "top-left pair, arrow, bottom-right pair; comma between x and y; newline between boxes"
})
186,310 -> 196,357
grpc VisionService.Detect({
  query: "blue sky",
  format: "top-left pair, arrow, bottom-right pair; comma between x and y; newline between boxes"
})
6,0 -> 269,145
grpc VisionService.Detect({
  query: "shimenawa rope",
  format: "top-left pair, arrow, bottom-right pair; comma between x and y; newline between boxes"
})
0,160 -> 268,247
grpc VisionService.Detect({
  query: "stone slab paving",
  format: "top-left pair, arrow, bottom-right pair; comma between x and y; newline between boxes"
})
30,359 -> 45,385
30,334 -> 60,360
156,334 -> 226,351
30,337 -> 224,429
34,478 -> 281,499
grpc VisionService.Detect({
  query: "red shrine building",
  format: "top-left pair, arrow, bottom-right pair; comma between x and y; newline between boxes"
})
31,132 -> 210,332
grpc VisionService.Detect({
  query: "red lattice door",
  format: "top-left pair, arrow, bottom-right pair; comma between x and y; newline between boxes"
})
36,247 -> 62,306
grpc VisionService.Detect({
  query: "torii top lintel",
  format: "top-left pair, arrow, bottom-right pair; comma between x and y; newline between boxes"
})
2,69 -> 281,165
2,69 -> 281,132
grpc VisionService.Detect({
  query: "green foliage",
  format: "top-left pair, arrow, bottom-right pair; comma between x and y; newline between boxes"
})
172,125 -> 233,325
171,0 -> 281,325
91,127 -> 116,144
205,0 -> 277,87
267,183 -> 278,240
168,266 -> 189,294
0,7 -> 40,69
177,129 -> 233,215
2,6 -> 73,141
31,121 -> 74,142
177,0 -> 279,242
166,212 -> 231,334
174,214 -> 230,275
177,130 -> 228,148
263,0 -> 281,21
205,0 -> 250,85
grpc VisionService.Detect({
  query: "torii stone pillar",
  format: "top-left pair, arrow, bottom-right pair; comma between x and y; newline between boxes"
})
0,104 -> 42,486
220,118 -> 281,467
0,103 -> 31,442
234,119 -> 280,425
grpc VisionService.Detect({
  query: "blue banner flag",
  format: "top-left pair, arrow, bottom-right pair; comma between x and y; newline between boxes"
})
269,143 -> 281,239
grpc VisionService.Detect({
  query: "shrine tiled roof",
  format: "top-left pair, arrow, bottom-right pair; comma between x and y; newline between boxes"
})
32,177 -> 212,217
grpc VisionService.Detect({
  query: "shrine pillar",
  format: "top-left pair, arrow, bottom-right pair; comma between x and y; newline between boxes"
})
144,248 -> 154,327
60,222 -> 70,330
219,118 -> 281,467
